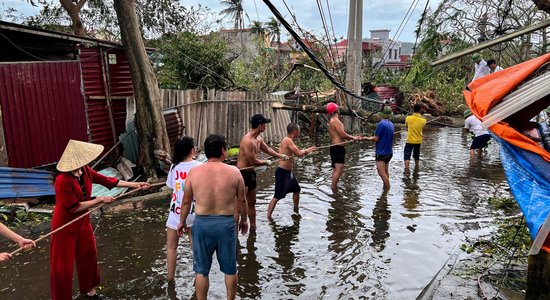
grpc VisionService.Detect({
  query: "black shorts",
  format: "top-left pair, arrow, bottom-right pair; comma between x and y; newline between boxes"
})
471,134 -> 491,149
404,143 -> 421,161
330,145 -> 346,167
375,153 -> 393,163
273,167 -> 301,200
240,169 -> 257,191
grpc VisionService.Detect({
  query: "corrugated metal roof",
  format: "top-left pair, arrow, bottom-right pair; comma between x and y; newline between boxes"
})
0,61 -> 88,168
0,167 -> 54,199
107,51 -> 133,97
79,47 -> 130,152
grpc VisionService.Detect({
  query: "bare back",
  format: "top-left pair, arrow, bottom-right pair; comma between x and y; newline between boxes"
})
187,162 -> 245,216
328,116 -> 348,144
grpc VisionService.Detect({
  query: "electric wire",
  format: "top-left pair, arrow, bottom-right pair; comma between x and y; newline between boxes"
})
376,0 -> 420,69
315,0 -> 336,65
262,0 -> 383,109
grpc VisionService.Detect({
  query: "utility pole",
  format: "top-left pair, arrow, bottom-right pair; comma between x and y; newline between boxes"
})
344,0 -> 363,130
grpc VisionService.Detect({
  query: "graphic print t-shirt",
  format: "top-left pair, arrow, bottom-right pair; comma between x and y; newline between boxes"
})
166,160 -> 202,229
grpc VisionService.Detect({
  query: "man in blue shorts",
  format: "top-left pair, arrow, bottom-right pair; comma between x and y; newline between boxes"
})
178,134 -> 248,300
367,106 -> 395,189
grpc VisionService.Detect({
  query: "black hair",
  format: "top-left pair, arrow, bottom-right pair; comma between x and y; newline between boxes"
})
486,59 -> 496,66
204,134 -> 227,158
173,136 -> 195,163
287,122 -> 300,134
413,103 -> 422,113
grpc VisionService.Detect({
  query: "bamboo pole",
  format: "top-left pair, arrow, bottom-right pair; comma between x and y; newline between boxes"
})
431,19 -> 550,67
9,182 -> 166,256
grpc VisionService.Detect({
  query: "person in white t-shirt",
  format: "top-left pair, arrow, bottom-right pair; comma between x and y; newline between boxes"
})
471,53 -> 490,82
464,109 -> 491,158
486,59 -> 503,73
165,136 -> 202,282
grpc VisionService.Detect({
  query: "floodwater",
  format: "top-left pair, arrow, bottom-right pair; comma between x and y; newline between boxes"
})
0,126 -> 513,299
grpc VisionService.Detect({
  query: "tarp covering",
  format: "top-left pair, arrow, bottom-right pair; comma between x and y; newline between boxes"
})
464,53 -> 550,252
496,136 -> 550,250
464,53 -> 550,162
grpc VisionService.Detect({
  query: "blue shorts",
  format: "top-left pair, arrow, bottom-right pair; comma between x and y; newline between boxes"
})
192,215 -> 237,276
404,143 -> 421,161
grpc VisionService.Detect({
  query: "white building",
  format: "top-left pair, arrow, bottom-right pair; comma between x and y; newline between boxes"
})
363,29 -> 402,65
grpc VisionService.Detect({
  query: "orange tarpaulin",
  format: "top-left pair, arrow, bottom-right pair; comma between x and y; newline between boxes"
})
464,53 -> 550,163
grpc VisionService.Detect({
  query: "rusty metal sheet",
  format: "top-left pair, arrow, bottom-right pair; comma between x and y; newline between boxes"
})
79,47 -> 129,152
0,61 -> 88,168
106,50 -> 133,97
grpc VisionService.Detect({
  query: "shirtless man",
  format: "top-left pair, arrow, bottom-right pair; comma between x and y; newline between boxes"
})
236,114 -> 288,228
178,134 -> 248,300
267,123 -> 316,220
326,103 -> 363,191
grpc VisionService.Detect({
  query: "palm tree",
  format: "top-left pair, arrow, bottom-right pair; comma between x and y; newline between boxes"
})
250,21 -> 265,35
266,17 -> 281,47
220,0 -> 248,29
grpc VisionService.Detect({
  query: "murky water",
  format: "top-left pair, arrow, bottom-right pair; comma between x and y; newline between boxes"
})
0,127 -> 513,299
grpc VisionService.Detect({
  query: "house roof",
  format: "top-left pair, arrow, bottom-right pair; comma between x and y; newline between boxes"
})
335,39 -> 381,51
0,21 -> 124,48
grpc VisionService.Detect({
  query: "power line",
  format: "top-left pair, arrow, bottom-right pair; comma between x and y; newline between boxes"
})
376,0 -> 420,69
0,32 -> 48,61
315,0 -> 336,65
261,0 -> 383,107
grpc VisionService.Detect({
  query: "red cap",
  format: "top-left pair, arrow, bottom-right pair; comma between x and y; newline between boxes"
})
326,102 -> 339,115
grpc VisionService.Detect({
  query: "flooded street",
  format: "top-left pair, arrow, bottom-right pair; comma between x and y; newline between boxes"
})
0,127 -> 513,299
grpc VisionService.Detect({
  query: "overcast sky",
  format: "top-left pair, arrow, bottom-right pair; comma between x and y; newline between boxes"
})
1,0 -> 442,42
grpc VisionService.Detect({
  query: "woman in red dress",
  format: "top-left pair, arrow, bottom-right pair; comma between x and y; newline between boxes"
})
51,140 -> 149,300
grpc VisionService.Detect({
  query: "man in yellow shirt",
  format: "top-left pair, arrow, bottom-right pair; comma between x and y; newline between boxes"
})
404,104 -> 427,171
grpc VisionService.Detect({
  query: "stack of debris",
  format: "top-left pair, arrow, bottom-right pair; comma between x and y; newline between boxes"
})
408,90 -> 446,116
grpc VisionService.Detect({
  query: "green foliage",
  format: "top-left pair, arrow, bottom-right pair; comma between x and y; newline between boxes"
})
158,32 -> 232,90
231,46 -> 287,92
0,208 -> 51,227
20,0 -> 215,39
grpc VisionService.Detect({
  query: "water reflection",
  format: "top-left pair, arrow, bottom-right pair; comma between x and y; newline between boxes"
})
370,190 -> 391,252
269,215 -> 305,296
402,170 -> 420,219
237,230 -> 261,299
0,127 -> 516,300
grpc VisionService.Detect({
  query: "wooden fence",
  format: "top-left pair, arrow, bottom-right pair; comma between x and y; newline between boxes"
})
160,89 -> 292,148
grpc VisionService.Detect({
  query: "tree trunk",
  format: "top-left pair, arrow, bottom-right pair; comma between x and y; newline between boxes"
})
113,0 -> 170,180
533,0 -> 550,13
527,250 -> 550,300
59,0 -> 87,36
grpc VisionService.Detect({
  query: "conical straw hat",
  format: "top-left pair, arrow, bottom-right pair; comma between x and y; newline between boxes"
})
56,140 -> 104,172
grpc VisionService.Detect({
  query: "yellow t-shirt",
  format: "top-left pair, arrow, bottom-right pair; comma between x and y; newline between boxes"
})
405,113 -> 427,144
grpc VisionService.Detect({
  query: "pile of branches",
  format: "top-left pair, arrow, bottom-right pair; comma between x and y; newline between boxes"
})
408,91 -> 446,116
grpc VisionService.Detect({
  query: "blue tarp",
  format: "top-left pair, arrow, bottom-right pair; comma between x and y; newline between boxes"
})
495,135 -> 550,239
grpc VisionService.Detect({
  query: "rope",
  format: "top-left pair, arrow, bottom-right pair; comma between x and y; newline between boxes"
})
239,115 -> 445,170
9,182 -> 166,256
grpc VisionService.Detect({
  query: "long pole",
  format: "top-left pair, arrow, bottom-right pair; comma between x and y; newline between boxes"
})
430,19 -> 550,67
9,182 -> 166,256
